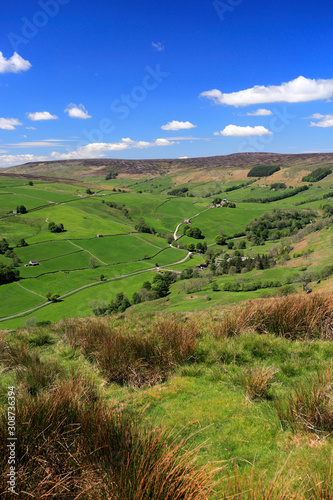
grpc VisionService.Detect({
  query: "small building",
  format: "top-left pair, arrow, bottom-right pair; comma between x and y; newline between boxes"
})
29,260 -> 39,266
12,210 -> 18,214
97,234 -> 103,238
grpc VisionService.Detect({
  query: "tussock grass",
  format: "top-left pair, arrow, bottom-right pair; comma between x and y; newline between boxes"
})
276,364 -> 333,434
305,456 -> 333,499
218,464 -> 297,499
214,293 -> 333,340
0,378 -> 216,499
235,364 -> 278,401
0,334 -> 64,395
63,316 -> 199,386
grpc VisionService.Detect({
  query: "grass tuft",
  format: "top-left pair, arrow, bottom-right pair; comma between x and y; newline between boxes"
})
235,364 -> 278,401
276,364 -> 333,434
0,377 -> 217,499
63,316 -> 199,386
214,293 -> 333,340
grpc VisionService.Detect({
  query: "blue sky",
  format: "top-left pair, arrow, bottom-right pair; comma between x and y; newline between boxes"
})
0,0 -> 333,167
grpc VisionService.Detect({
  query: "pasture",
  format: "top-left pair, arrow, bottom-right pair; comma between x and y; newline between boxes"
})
0,164 -> 332,330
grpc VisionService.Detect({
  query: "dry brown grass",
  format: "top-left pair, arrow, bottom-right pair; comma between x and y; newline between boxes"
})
63,316 -> 200,387
0,378 -> 217,499
214,293 -> 333,340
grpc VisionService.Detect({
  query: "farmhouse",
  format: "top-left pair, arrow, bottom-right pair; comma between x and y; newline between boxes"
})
29,260 -> 39,266
97,234 -> 103,238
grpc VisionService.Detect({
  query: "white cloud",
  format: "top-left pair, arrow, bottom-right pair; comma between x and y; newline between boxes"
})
310,113 -> 333,128
218,125 -> 273,137
200,76 -> 333,107
0,51 -> 31,73
307,113 -> 324,119
65,103 -> 91,119
0,154 -> 48,167
247,108 -> 273,116
152,42 -> 164,51
0,118 -> 22,130
0,150 -> 7,153
27,112 -> 58,121
0,137 -> 175,167
161,120 -> 197,131
26,126 -> 37,130
7,142 -> 67,148
50,137 -> 175,160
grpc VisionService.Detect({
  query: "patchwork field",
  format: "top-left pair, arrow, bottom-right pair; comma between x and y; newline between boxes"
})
0,158 -> 332,332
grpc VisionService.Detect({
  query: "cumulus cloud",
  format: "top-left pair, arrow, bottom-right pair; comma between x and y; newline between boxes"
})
152,42 -> 164,51
247,108 -> 273,116
217,125 -> 273,137
50,137 -> 175,160
27,112 -> 58,121
200,76 -> 333,107
310,113 -> 333,128
0,118 -> 22,130
0,51 -> 31,73
161,120 -> 197,131
0,137 -> 175,167
65,103 -> 91,119
26,126 -> 37,130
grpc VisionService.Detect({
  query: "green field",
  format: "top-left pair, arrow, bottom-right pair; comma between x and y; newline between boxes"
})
0,164 -> 332,331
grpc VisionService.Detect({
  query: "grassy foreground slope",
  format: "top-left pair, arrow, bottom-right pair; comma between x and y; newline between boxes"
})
1,293 -> 333,498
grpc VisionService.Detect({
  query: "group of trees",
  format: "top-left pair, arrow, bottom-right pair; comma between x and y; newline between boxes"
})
102,200 -> 131,219
216,253 -> 274,276
16,205 -> 27,214
225,180 -> 254,192
215,235 -> 246,249
92,272 -> 177,316
167,187 -> 189,196
0,238 -> 21,269
183,225 -> 204,239
245,209 -> 316,245
105,171 -> 118,180
302,167 -> 332,183
0,263 -> 19,285
247,165 -> 281,177
270,182 -> 287,190
134,218 -> 156,234
48,222 -> 65,233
